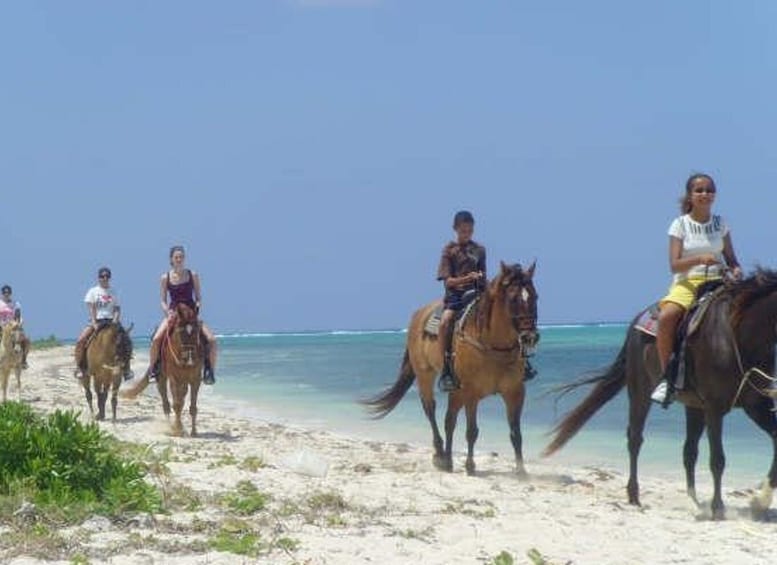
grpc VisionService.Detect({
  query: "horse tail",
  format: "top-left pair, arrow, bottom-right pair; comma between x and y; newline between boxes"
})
362,349 -> 416,419
119,373 -> 150,399
542,338 -> 629,457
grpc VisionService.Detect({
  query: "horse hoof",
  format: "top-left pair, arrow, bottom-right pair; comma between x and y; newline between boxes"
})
465,461 -> 476,476
433,455 -> 453,472
711,507 -> 726,521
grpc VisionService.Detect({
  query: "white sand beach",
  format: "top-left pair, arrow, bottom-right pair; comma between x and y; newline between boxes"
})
2,347 -> 776,565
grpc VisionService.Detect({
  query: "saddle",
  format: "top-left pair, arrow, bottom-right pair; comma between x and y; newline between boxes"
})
424,291 -> 480,336
635,281 -> 726,386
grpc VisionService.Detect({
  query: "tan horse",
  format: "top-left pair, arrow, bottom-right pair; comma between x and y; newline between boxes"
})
122,304 -> 203,436
365,262 -> 539,476
0,321 -> 26,403
83,322 -> 133,421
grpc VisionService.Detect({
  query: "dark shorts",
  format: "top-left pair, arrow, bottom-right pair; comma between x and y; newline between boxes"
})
443,289 -> 477,312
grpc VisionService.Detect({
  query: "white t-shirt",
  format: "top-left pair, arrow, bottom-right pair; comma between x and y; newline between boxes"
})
668,214 -> 729,282
84,285 -> 120,321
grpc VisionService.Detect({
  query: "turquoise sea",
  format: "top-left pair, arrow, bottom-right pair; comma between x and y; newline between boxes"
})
137,325 -> 773,485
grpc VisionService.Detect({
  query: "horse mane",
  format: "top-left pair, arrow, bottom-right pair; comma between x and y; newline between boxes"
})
728,267 -> 777,329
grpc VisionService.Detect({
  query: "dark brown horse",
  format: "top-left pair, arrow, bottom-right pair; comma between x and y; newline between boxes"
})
122,303 -> 204,436
83,322 -> 133,421
364,262 -> 539,476
544,269 -> 777,519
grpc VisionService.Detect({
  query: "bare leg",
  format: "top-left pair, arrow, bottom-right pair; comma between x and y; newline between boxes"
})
146,320 -> 167,381
656,302 -> 684,374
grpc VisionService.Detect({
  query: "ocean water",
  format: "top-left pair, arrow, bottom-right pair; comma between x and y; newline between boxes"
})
146,325 -> 775,485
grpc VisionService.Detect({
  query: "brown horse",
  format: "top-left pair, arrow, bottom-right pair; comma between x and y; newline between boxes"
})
82,322 -> 133,421
0,321 -> 26,403
122,303 -> 204,436
364,262 -> 539,476
544,269 -> 777,520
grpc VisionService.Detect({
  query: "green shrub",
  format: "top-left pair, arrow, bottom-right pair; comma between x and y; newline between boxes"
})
0,402 -> 160,519
30,335 -> 61,350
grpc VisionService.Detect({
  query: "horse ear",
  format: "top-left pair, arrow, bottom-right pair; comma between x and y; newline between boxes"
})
500,261 -> 508,274
526,260 -> 537,279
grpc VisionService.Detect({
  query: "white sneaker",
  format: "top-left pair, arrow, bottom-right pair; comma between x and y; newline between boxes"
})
651,381 -> 669,404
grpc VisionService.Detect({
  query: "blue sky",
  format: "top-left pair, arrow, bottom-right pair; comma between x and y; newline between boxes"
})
3,1 -> 777,338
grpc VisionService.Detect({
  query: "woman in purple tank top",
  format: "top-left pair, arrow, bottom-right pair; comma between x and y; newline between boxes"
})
142,245 -> 218,384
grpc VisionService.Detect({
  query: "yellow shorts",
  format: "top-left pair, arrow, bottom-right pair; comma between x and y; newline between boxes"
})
660,276 -> 721,311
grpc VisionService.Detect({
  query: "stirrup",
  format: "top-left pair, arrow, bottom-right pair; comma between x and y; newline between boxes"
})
650,381 -> 674,408
203,366 -> 215,385
524,360 -> 537,381
437,371 -> 459,392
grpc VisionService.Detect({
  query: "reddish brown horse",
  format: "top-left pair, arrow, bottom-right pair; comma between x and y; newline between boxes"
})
364,262 -> 539,476
122,304 -> 204,436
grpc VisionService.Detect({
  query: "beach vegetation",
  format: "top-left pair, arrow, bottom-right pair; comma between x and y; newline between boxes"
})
208,525 -> 263,557
442,498 -> 496,519
0,402 -> 161,524
274,536 -> 300,553
527,548 -> 563,565
492,550 -> 515,565
70,554 -> 91,565
239,455 -> 266,472
29,335 -> 61,350
208,453 -> 238,468
392,526 -> 435,543
222,481 -> 268,515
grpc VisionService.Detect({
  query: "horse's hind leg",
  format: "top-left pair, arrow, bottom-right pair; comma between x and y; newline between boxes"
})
705,410 -> 726,520
626,386 -> 651,506
83,378 -> 94,416
111,379 -> 120,422
442,393 -> 464,472
417,370 -> 445,469
15,367 -> 21,402
157,375 -> 171,418
189,380 -> 200,437
683,407 -> 705,506
464,400 -> 479,476
504,387 -> 528,479
97,384 -> 108,421
742,401 -> 777,517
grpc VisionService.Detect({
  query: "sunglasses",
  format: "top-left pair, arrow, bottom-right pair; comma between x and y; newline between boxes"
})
693,188 -> 716,194
99,274 -> 111,280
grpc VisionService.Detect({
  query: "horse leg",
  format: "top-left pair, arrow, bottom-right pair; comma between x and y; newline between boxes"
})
1,371 -> 7,403
171,381 -> 186,436
97,383 -> 108,421
15,367 -> 21,402
443,394 -> 464,472
111,379 -> 120,422
464,400 -> 479,476
504,386 -> 528,479
705,410 -> 726,520
418,370 -> 445,469
742,401 -> 777,517
83,378 -> 94,416
683,407 -> 705,507
626,384 -> 651,506
189,379 -> 200,437
157,374 -> 171,418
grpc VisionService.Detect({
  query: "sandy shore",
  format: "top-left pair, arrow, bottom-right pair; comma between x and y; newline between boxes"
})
2,347 -> 776,565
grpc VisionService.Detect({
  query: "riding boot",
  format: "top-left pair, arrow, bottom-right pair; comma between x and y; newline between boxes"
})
437,352 -> 459,392
524,359 -> 537,381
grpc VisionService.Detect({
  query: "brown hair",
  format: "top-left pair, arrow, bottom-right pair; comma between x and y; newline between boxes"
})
680,173 -> 716,213
169,245 -> 186,266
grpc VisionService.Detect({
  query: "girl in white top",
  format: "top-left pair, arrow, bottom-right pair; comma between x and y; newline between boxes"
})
651,173 -> 742,404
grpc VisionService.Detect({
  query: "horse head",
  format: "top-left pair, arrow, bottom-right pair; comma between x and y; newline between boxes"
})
171,304 -> 201,367
495,260 -> 539,355
2,321 -> 25,356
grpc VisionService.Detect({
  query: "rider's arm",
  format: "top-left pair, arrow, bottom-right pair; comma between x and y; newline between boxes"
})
445,273 -> 478,290
192,272 -> 202,312
160,275 -> 169,315
88,302 -> 97,327
113,305 -> 121,323
722,233 -> 743,278
668,236 -> 718,274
